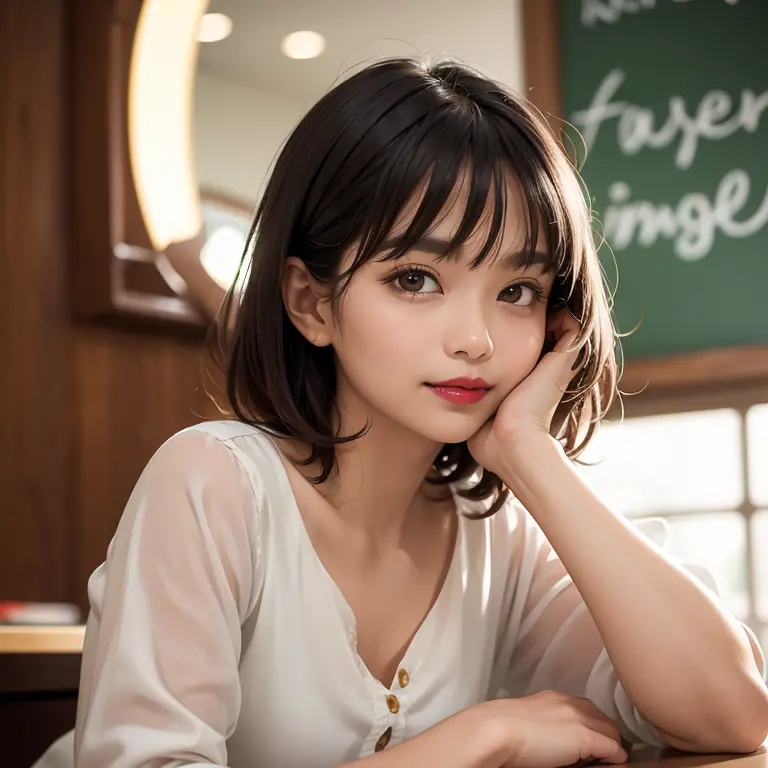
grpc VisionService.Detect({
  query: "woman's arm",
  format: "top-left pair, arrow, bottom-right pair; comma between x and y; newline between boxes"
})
337,708 -> 507,768
74,430 -> 261,768
163,246 -> 228,320
497,435 -> 768,754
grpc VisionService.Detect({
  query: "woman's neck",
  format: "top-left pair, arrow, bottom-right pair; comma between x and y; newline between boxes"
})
279,404 -> 447,548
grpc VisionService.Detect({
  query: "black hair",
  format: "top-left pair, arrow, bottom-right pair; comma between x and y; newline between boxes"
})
211,57 -> 616,518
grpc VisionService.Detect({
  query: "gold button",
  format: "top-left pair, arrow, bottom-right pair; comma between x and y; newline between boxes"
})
375,726 -> 392,752
386,694 -> 400,714
398,668 -> 409,688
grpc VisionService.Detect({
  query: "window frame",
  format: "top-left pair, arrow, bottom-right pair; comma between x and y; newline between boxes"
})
602,381 -> 768,638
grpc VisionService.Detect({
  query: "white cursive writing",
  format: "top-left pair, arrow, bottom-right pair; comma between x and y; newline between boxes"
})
581,0 -> 742,28
602,170 -> 768,260
571,69 -> 768,169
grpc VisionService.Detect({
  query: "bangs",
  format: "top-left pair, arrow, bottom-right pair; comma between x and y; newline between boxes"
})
338,107 -> 570,284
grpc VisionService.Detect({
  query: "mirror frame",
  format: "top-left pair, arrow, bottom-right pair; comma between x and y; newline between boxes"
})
71,0 -> 212,332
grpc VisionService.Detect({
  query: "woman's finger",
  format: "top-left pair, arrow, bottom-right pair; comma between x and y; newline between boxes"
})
573,697 -> 621,728
553,328 -> 580,355
548,330 -> 583,392
583,729 -> 629,764
581,713 -> 623,748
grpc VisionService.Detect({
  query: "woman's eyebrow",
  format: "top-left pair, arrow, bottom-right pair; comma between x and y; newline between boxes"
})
379,236 -> 550,270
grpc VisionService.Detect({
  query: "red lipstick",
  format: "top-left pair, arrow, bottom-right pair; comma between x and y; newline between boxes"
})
426,377 -> 492,405
431,377 -> 491,389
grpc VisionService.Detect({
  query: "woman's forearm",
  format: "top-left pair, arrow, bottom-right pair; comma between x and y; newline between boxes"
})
335,707 -> 506,768
162,248 -> 228,320
499,435 -> 768,753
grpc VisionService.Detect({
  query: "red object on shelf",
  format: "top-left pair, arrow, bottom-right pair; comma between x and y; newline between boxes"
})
0,602 -> 81,625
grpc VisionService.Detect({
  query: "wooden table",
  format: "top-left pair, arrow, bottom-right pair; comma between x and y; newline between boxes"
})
0,625 -> 85,768
626,746 -> 767,767
0,625 -> 85,654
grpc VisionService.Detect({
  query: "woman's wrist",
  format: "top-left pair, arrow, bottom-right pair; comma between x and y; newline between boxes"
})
496,433 -> 568,506
467,700 -> 516,767
332,702 -> 511,768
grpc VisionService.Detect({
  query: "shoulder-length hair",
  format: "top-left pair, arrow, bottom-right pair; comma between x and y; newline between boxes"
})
211,57 -> 617,519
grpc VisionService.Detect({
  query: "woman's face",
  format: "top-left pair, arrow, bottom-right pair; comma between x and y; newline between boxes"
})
325,178 -> 557,446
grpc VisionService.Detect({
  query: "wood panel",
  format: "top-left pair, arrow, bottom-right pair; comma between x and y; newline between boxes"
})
0,0 -> 76,602
0,0 -> 221,615
73,327 -> 215,603
521,0 -> 562,132
0,651 -> 81,768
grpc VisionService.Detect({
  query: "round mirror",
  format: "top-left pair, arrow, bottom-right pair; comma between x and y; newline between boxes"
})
181,0 -> 525,316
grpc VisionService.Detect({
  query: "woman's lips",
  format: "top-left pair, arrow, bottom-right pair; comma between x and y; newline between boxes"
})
431,377 -> 491,389
425,384 -> 490,405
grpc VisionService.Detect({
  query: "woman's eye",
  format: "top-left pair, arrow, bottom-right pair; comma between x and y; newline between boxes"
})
395,270 -> 440,294
501,283 -> 540,306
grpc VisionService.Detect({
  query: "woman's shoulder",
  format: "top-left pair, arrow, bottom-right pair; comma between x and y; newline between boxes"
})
118,421 -> 282,532
455,491 -> 547,574
456,489 -> 532,540
155,419 -> 279,475
123,421 -> 269,517
176,418 -> 276,450
493,496 -> 544,546
131,420 -> 286,524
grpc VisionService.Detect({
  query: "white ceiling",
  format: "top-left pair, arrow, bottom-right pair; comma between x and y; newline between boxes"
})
198,0 -> 525,107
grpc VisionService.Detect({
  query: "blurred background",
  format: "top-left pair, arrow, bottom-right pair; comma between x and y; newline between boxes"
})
0,0 -> 766,762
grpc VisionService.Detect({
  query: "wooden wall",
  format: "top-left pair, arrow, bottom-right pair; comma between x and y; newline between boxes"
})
0,0 -> 215,613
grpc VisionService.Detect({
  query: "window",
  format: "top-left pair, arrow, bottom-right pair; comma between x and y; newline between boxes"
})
199,190 -> 252,290
577,390 -> 768,652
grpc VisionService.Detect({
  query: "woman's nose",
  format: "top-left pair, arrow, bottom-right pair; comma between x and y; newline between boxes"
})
444,308 -> 494,360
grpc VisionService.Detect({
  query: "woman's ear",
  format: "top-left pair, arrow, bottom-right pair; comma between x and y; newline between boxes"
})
540,329 -> 557,359
540,301 -> 573,360
542,308 -> 564,356
281,257 -> 333,346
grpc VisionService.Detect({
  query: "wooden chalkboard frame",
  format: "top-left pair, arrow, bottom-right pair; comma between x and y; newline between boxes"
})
520,0 -> 768,396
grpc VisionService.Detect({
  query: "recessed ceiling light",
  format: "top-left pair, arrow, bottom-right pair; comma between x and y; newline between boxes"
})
197,13 -> 233,43
280,30 -> 326,60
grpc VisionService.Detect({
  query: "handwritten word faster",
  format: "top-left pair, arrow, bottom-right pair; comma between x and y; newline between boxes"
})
571,69 -> 768,170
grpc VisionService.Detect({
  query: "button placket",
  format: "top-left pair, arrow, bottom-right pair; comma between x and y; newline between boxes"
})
371,667 -> 409,752
374,727 -> 392,752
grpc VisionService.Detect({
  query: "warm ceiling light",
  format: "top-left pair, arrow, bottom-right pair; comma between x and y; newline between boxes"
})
197,12 -> 233,43
128,0 -> 208,251
280,30 -> 326,60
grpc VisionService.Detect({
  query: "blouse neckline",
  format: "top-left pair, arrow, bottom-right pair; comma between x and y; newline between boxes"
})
261,433 -> 464,691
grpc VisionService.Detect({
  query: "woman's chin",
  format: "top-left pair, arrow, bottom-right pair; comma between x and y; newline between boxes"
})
409,414 -> 489,447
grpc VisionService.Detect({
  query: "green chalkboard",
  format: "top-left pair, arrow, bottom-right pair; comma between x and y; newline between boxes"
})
561,0 -> 768,360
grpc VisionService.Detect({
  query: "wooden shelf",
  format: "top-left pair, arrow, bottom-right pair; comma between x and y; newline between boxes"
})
0,626 -> 85,654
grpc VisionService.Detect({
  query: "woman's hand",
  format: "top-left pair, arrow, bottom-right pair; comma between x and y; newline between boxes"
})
467,308 -> 583,477
163,242 -> 228,321
477,691 -> 629,768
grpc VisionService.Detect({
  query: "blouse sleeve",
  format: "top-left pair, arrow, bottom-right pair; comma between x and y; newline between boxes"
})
501,510 -> 739,747
74,428 -> 263,768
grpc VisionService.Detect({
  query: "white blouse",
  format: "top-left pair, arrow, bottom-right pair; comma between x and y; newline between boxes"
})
33,420 -> 739,768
